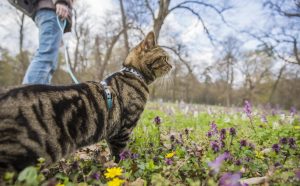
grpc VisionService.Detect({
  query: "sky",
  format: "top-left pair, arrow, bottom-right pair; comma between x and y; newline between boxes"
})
0,0 -> 269,85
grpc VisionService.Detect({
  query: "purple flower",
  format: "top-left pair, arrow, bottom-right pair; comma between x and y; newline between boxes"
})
220,129 -> 227,140
210,141 -> 220,153
229,128 -> 236,136
91,172 -> 100,180
295,170 -> 300,180
279,137 -> 288,145
272,144 -> 280,153
207,131 -> 213,138
288,138 -> 296,148
261,115 -> 268,123
244,100 -> 252,118
208,152 -> 230,173
221,128 -> 226,135
240,140 -> 247,147
290,107 -> 297,116
154,116 -> 161,125
220,140 -> 226,148
131,153 -> 139,159
210,121 -> 218,134
274,162 -> 282,167
153,156 -> 159,163
235,159 -> 242,166
119,150 -> 131,160
219,172 -> 241,186
165,158 -> 173,165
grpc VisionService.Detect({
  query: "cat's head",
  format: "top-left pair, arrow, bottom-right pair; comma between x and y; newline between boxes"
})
123,31 -> 172,84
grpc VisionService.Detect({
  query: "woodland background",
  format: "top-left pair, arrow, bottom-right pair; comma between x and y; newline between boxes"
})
0,0 -> 299,109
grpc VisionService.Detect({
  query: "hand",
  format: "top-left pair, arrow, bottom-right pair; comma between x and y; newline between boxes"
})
56,3 -> 69,20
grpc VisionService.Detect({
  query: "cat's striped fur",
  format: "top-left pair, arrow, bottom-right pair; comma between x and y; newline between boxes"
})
0,32 -> 171,176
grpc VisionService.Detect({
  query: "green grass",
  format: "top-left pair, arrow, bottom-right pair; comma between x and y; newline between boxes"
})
3,102 -> 300,186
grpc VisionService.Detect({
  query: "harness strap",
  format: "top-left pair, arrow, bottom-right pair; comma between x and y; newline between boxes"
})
121,67 -> 145,81
101,67 -> 145,111
101,80 -> 113,110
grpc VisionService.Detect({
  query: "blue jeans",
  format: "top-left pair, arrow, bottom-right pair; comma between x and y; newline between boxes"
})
22,9 -> 63,85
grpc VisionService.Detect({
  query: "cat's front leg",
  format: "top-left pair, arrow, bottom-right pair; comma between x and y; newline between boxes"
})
106,128 -> 132,163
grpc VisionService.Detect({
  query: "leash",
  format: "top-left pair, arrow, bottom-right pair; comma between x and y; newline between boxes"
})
56,16 -> 80,84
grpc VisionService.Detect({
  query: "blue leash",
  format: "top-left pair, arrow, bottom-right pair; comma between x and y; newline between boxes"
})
56,16 -> 80,84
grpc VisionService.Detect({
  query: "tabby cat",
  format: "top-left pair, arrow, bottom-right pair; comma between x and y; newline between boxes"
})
0,31 -> 171,177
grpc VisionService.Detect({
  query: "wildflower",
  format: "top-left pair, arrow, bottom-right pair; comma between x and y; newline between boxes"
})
165,152 -> 175,159
255,151 -> 264,159
153,156 -> 159,164
279,137 -> 288,145
207,131 -> 212,138
261,115 -> 268,123
208,152 -> 230,173
220,129 -> 226,140
290,107 -> 297,116
295,170 -> 300,180
219,172 -> 241,186
131,153 -> 139,159
119,150 -> 131,161
272,144 -> 280,154
165,158 -> 173,165
229,127 -> 236,136
244,100 -> 252,117
105,167 -> 123,179
220,128 -> 226,135
154,116 -> 161,125
235,159 -> 242,166
274,162 -> 282,167
91,172 -> 100,180
220,140 -> 225,148
240,140 -> 247,147
288,138 -> 296,149
107,177 -> 125,186
210,121 -> 218,134
210,141 -> 220,153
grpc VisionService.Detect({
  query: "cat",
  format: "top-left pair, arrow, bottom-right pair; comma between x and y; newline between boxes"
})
0,31 -> 171,177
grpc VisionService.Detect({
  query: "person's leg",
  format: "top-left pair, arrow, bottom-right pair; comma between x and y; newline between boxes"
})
22,9 -> 63,85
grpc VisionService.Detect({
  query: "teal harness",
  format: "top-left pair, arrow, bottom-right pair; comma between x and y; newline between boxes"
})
101,67 -> 145,110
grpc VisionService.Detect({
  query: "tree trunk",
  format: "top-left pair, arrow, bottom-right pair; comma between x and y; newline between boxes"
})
98,30 -> 124,79
119,0 -> 130,55
269,65 -> 286,102
153,0 -> 171,40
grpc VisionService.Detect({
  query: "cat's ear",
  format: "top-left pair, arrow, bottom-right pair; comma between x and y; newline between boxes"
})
142,31 -> 156,51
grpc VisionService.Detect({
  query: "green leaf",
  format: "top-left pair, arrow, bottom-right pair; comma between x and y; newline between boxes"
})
17,166 -> 38,186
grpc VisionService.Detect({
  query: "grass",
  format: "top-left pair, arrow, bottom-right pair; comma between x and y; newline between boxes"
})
3,102 -> 300,186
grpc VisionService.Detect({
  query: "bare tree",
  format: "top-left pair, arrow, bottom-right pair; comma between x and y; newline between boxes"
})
214,36 -> 241,106
239,50 -> 273,101
119,0 -> 130,55
247,0 -> 300,65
